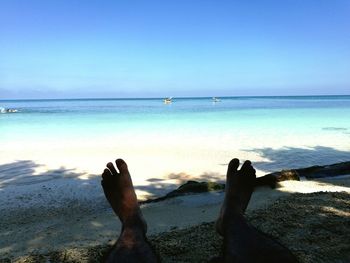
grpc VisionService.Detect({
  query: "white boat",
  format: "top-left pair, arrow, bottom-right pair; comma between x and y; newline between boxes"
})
212,97 -> 221,102
163,97 -> 173,104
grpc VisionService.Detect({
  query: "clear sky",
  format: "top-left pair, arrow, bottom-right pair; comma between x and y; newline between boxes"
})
1,0 -> 349,99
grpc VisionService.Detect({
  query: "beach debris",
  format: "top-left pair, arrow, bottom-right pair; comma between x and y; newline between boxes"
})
295,161 -> 350,179
166,181 -> 224,197
256,170 -> 300,188
140,181 -> 224,204
256,161 -> 350,187
142,161 -> 350,203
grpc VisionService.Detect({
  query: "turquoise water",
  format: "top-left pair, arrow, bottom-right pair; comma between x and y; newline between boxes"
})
1,96 -> 350,141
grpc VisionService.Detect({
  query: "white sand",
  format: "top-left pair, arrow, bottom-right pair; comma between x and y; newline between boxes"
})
1,132 -> 350,259
1,132 -> 350,200
0,174 -> 349,259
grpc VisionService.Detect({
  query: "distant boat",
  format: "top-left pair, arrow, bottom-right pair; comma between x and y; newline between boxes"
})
163,97 -> 173,104
0,107 -> 18,113
212,97 -> 221,102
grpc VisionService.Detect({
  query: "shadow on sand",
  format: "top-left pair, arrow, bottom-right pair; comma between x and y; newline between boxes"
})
0,145 -> 350,262
0,160 -> 87,188
2,145 -> 349,195
3,192 -> 349,263
245,146 -> 350,173
0,158 -> 227,260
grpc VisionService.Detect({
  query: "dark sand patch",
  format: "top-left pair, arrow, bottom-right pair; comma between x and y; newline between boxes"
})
3,192 -> 350,263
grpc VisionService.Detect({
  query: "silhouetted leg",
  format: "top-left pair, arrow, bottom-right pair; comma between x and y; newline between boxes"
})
101,159 -> 158,263
216,159 -> 298,263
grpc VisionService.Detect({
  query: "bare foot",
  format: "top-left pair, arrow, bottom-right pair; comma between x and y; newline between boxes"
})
216,158 -> 256,235
101,159 -> 147,231
214,159 -> 298,262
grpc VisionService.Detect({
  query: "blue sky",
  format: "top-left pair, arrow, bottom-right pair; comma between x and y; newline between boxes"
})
0,0 -> 349,99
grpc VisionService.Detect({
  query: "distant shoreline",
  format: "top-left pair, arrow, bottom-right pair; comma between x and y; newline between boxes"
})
1,94 -> 350,102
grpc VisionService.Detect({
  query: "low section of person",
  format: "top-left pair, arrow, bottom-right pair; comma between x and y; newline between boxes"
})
101,159 -> 158,262
215,159 -> 298,263
101,158 -> 298,263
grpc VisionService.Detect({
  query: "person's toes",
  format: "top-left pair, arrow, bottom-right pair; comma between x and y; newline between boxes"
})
240,160 -> 252,171
250,167 -> 256,176
102,168 -> 112,181
101,169 -> 115,200
115,158 -> 130,175
107,162 -> 118,175
227,158 -> 240,178
240,160 -> 256,185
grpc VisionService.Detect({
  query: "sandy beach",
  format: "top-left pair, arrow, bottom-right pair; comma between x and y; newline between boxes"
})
1,98 -> 350,262
1,172 -> 349,262
1,138 -> 350,262
2,129 -> 350,198
2,0 -> 350,260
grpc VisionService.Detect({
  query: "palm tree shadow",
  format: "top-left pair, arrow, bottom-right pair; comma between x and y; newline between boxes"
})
246,146 -> 350,173
0,160 -> 87,188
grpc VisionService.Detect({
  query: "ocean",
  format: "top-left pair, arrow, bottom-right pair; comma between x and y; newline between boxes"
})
1,95 -> 350,142
1,95 -> 350,200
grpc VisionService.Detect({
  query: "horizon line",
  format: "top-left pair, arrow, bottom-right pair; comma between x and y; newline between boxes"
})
1,94 -> 350,101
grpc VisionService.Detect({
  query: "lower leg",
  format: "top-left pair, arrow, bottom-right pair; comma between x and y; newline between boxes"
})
217,159 -> 298,263
101,159 -> 158,263
106,226 -> 157,263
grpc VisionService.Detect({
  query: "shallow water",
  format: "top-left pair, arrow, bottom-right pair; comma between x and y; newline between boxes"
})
1,96 -> 350,141
1,96 -> 350,177
0,95 -> 350,199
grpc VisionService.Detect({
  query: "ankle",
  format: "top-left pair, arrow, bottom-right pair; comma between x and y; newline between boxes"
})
224,198 -> 245,215
122,215 -> 147,233
116,227 -> 147,250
